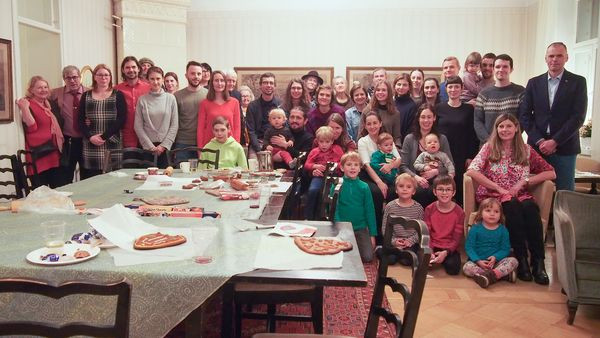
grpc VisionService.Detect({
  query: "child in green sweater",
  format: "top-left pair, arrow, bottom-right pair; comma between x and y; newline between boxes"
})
334,151 -> 377,262
200,116 -> 248,169
370,133 -> 399,185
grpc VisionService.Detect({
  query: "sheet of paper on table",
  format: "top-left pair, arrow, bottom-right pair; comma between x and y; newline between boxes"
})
88,204 -> 217,266
135,175 -> 201,191
268,222 -> 317,237
254,235 -> 343,270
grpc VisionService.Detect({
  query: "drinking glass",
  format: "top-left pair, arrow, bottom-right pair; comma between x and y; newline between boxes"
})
259,185 -> 271,208
41,220 -> 65,249
192,227 -> 213,264
189,159 -> 199,172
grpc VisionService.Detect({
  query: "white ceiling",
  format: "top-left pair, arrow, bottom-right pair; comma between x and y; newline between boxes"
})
189,0 -> 538,11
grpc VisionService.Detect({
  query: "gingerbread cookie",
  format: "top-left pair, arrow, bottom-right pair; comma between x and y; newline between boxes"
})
134,232 -> 187,250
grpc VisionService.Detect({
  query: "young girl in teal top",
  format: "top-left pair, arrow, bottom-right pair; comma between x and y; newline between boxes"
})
200,116 -> 248,169
334,151 -> 377,262
463,198 -> 518,288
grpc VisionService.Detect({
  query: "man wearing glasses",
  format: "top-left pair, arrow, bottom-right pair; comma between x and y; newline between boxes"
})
50,65 -> 89,184
246,72 -> 281,158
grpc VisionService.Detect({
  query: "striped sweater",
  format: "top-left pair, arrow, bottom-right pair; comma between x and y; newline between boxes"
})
382,199 -> 424,246
473,83 -> 525,143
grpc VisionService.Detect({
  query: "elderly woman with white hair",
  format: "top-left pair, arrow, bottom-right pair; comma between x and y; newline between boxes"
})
224,69 -> 241,101
238,85 -> 254,149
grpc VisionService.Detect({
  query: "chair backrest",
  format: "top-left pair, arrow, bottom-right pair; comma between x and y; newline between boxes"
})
103,147 -> 158,173
316,162 -> 339,221
0,277 -> 131,337
16,149 -> 41,195
463,174 -> 555,238
365,215 -> 431,338
167,147 -> 220,169
280,152 -> 308,220
0,154 -> 24,200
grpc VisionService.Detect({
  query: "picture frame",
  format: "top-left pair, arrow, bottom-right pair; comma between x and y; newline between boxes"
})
0,38 -> 13,123
234,67 -> 334,100
80,65 -> 93,88
345,66 -> 443,90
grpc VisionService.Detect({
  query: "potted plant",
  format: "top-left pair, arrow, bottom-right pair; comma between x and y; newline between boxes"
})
580,121 -> 592,155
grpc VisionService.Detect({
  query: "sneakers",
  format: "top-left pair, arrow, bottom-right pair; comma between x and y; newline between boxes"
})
473,270 -> 498,289
473,273 -> 490,288
288,158 -> 297,169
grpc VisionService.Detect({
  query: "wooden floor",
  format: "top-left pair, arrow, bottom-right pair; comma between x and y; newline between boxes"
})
386,246 -> 600,337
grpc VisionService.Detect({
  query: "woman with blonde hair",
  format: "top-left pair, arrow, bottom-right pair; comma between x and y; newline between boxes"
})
466,113 -> 556,285
78,64 -> 127,179
238,85 -> 254,149
16,76 -> 64,187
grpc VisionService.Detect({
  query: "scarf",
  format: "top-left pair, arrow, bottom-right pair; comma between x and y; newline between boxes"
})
30,98 -> 64,152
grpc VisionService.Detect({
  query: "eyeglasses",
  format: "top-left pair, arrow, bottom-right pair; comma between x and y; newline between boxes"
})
95,74 -> 110,78
435,188 -> 454,193
64,76 -> 80,81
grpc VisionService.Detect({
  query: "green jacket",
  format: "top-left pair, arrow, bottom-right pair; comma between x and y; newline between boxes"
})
200,136 -> 248,169
334,176 -> 377,236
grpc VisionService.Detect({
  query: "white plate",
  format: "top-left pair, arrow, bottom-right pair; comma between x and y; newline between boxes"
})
26,243 -> 101,266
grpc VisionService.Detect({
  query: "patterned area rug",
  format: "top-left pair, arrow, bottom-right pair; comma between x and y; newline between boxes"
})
167,262 -> 396,337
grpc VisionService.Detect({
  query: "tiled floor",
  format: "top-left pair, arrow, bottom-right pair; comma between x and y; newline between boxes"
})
386,247 -> 600,337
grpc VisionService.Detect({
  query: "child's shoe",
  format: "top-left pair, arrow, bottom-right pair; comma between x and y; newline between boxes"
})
473,270 -> 497,289
288,158 -> 297,169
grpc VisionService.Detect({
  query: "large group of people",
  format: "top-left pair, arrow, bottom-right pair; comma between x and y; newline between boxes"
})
17,41 -> 587,287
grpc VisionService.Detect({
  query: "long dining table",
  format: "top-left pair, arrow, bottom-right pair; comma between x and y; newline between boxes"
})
0,169 -> 367,337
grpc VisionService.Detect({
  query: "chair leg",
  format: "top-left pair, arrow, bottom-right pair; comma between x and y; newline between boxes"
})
235,302 -> 242,338
311,286 -> 324,333
567,300 -> 578,325
267,304 -> 276,332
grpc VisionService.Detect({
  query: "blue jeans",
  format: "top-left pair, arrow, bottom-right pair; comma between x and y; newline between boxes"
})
172,142 -> 199,163
544,154 -> 576,191
304,177 -> 324,220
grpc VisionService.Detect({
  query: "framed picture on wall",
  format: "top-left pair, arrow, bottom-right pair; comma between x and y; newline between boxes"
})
345,66 -> 443,90
80,65 -> 93,88
0,38 -> 13,123
234,67 -> 334,100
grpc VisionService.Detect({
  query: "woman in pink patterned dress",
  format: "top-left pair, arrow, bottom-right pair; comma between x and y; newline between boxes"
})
466,113 -> 555,285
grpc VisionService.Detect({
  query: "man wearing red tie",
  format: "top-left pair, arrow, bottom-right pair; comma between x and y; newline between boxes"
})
50,65 -> 89,184
114,56 -> 151,148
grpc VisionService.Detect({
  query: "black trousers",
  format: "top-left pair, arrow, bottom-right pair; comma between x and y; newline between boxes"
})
502,198 -> 545,260
38,167 -> 62,188
61,136 -> 83,185
434,247 -> 462,275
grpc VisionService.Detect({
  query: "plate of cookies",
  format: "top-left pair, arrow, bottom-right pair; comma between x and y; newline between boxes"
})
26,243 -> 101,266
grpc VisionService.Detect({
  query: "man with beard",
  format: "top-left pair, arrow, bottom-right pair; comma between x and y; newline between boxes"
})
480,53 -> 496,89
270,106 -> 314,167
49,65 -> 89,184
246,72 -> 281,158
114,56 -> 151,148
173,61 -> 208,162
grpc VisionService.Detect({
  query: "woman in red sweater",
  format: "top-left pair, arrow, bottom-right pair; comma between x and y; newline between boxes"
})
197,70 -> 241,148
16,76 -> 64,188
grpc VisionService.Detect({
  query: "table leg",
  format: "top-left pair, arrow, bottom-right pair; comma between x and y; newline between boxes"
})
221,282 -> 235,337
590,182 -> 597,194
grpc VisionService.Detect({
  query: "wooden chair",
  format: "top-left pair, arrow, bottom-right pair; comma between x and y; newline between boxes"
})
103,147 -> 158,173
0,154 -> 24,200
252,216 -> 432,338
575,156 -> 600,194
16,149 -> 41,195
463,174 -> 555,238
315,162 -> 339,221
167,147 -> 220,169
0,277 -> 131,337
280,152 -> 308,220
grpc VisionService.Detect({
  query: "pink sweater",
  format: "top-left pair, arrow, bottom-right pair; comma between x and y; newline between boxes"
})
197,98 -> 241,148
304,144 -> 344,172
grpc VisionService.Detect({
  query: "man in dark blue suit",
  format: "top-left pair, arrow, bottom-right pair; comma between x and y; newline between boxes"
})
519,42 -> 588,191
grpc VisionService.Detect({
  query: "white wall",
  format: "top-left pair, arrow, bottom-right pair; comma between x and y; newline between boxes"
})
187,6 -> 534,85
61,0 -> 114,74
